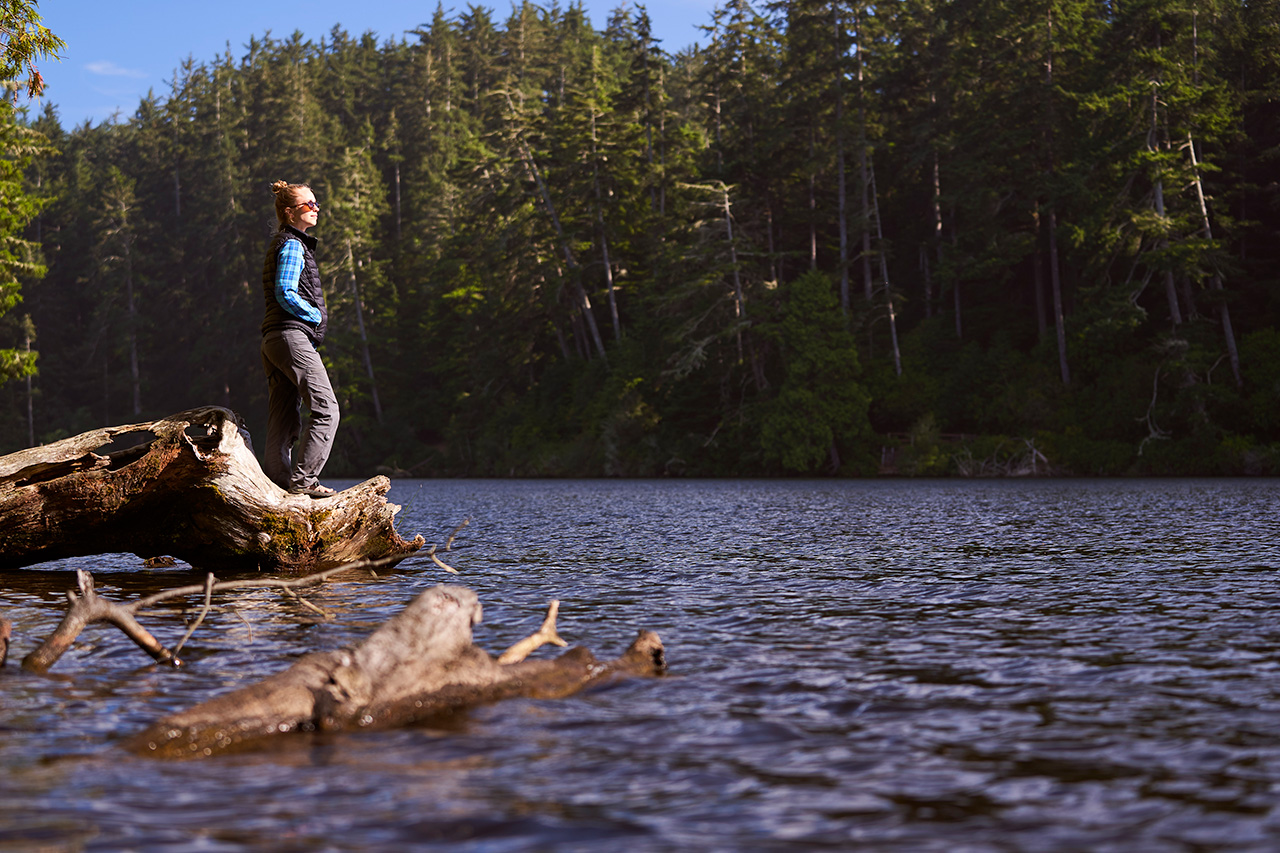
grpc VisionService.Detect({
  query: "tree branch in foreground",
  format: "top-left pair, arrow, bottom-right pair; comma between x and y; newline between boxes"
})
125,585 -> 665,759
18,556 -> 405,673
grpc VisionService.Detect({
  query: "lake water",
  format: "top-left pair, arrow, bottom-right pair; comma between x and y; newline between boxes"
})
2,478 -> 1279,851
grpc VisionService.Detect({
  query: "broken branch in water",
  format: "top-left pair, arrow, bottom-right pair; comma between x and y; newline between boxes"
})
17,555 -> 413,673
445,517 -> 471,551
427,544 -> 459,574
23,569 -> 179,672
423,517 -> 472,574
498,600 -> 568,664
172,572 -> 216,656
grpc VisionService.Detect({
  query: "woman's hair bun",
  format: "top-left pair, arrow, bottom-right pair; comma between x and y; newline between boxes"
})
270,180 -> 290,194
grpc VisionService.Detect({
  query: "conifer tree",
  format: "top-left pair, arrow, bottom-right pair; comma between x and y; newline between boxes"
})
0,0 -> 60,394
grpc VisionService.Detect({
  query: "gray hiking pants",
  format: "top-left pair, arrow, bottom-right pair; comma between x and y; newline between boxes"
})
261,328 -> 339,490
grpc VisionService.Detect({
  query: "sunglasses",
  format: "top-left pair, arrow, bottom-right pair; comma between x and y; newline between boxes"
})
293,200 -> 320,212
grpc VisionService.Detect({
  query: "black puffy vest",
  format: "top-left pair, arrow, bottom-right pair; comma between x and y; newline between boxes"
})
261,225 -> 327,345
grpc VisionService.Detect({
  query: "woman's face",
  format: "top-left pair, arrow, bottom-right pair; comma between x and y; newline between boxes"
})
286,189 -> 319,232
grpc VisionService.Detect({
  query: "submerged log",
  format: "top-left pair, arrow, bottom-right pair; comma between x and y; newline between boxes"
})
0,406 -> 424,574
126,585 -> 666,758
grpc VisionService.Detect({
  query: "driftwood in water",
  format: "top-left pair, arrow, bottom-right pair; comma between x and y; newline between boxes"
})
17,563 -> 397,673
126,585 -> 666,759
20,569 -> 183,672
0,406 -> 424,574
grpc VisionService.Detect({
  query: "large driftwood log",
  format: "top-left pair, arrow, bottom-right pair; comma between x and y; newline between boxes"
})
0,407 -> 424,573
126,585 -> 666,759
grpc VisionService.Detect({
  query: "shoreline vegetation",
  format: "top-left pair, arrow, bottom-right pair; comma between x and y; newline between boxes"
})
1,2 -> 1278,479
373,429 -> 1278,479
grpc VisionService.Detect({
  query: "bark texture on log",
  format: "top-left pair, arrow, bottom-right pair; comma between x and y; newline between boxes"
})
126,585 -> 666,759
0,407 -> 424,573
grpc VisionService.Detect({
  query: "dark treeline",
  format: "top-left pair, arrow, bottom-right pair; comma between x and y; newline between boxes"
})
2,0 -> 1279,476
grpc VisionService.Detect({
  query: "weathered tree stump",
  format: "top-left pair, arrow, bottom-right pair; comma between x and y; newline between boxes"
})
126,585 -> 666,759
0,407 -> 424,573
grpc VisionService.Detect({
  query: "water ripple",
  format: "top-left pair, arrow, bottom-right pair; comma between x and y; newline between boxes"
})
3,478 -> 1280,850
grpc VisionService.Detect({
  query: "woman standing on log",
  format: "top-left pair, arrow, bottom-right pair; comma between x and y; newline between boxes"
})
260,180 -> 339,498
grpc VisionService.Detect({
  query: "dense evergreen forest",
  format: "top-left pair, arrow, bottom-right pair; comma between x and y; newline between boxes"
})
1,0 -> 1278,477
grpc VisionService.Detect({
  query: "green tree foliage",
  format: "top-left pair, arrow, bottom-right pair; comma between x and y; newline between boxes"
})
0,111 -> 48,384
0,0 -> 62,98
4,0 -> 1278,475
0,0 -> 59,387
756,271 -> 872,473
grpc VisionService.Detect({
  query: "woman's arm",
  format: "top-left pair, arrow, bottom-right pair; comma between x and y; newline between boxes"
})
274,239 -> 322,323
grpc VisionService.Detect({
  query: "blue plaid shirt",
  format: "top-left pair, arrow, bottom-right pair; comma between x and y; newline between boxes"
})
275,238 -> 322,324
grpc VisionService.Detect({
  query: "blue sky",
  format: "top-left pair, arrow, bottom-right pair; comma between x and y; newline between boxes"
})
34,0 -> 716,129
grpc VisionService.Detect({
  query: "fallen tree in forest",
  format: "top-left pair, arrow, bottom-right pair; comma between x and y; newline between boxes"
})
0,406 -> 424,574
123,583 -> 666,759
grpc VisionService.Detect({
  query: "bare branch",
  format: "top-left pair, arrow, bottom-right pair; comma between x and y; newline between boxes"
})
281,587 -> 331,618
428,544 -> 459,575
131,556 -> 404,611
445,517 -> 471,551
17,555 -> 419,673
23,570 -> 178,673
173,573 -> 216,656
498,600 -> 568,664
